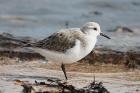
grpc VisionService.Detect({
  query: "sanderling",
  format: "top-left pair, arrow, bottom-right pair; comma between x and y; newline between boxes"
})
25,22 -> 111,80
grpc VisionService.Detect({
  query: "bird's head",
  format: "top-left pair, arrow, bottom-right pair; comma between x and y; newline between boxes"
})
81,22 -> 111,39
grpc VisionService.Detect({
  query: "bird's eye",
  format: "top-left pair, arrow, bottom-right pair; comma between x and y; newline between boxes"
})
93,28 -> 97,31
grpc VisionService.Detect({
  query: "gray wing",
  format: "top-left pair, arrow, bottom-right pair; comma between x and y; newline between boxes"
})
29,31 -> 76,52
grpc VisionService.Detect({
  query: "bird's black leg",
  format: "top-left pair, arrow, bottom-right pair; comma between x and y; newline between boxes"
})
61,63 -> 68,80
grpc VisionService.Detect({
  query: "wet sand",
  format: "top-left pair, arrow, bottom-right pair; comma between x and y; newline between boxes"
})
0,62 -> 140,93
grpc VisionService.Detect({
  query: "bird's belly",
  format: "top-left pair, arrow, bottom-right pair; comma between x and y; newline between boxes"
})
30,38 -> 96,63
31,48 -> 81,63
30,40 -> 82,63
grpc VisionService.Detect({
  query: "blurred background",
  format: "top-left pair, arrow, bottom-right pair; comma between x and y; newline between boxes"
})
0,0 -> 140,38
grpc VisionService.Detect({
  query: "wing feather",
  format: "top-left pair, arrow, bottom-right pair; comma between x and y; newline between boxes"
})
30,30 -> 76,52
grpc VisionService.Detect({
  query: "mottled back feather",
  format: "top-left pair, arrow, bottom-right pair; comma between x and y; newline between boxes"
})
28,28 -> 85,52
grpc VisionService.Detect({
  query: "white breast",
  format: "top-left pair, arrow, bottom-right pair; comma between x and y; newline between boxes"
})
78,36 -> 97,60
64,36 -> 97,63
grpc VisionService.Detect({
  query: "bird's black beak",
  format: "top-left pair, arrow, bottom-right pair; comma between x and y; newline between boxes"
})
100,32 -> 111,39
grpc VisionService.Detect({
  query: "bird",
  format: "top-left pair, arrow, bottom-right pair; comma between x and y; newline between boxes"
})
24,22 -> 111,80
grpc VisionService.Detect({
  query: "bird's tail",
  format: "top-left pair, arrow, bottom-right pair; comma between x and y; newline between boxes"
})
2,36 -> 34,48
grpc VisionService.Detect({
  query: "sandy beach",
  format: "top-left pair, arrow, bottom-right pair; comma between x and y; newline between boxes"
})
0,61 -> 140,93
